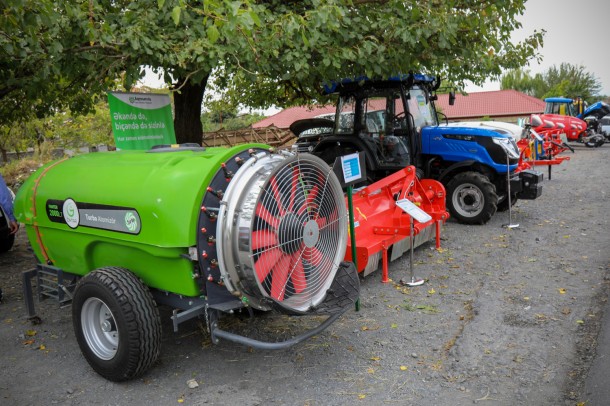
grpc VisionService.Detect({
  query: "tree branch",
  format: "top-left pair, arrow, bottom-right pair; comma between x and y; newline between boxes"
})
171,68 -> 208,92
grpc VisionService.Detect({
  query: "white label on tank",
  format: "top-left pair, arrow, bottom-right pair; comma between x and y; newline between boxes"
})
63,199 -> 80,229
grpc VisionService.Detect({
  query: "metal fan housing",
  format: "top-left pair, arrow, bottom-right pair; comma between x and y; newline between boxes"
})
216,151 -> 348,314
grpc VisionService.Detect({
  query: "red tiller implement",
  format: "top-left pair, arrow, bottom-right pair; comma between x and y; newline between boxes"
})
344,166 -> 448,282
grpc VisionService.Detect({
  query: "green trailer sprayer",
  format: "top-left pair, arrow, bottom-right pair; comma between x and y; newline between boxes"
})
15,144 -> 359,381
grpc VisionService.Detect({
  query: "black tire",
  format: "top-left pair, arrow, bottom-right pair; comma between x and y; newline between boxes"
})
0,202 -> 15,253
72,267 -> 161,382
584,134 -> 605,148
446,172 -> 498,225
497,194 -> 518,212
316,145 -> 343,167
313,262 -> 360,314
0,234 -> 15,253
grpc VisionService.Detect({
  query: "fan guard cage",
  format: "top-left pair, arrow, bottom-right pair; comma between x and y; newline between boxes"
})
217,152 -> 347,313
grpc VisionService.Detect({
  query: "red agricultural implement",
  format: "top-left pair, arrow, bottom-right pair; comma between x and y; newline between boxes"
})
516,119 -> 573,179
344,165 -> 448,282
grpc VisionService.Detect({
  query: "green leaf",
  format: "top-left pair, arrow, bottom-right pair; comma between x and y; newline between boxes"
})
171,6 -> 181,25
158,0 -> 166,8
250,10 -> 261,27
207,25 -> 220,44
301,31 -> 310,47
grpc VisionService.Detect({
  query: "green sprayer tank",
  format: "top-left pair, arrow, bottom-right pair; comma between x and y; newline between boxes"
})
15,144 -> 359,381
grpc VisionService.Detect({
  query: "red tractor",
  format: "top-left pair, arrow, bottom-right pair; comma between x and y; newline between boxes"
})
532,97 -> 609,148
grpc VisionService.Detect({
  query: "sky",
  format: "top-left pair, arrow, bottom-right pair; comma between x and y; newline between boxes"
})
466,0 -> 610,96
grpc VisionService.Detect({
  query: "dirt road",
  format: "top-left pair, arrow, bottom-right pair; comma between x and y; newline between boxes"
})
0,144 -> 608,405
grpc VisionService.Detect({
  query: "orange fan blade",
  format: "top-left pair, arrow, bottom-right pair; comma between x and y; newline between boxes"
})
251,229 -> 279,251
254,247 -> 283,282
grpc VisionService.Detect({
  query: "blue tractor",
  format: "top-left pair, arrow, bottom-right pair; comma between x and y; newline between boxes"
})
293,74 -> 543,225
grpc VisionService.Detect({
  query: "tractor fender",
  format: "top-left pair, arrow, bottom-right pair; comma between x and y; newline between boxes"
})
435,159 -> 482,183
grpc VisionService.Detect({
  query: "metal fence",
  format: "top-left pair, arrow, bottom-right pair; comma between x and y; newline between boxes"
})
201,126 -> 294,148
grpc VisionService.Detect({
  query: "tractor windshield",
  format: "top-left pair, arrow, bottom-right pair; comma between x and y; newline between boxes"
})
335,91 -> 397,135
545,101 -> 577,117
335,88 -> 410,165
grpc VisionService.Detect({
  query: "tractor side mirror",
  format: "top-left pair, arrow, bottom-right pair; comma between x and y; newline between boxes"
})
449,91 -> 456,106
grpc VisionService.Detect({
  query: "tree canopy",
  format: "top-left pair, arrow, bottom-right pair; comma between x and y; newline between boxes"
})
500,63 -> 603,104
0,1 -> 116,125
2,0 -> 544,144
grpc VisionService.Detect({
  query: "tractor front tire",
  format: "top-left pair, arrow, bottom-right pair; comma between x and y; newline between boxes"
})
72,267 -> 161,382
584,135 -> 605,148
446,172 -> 498,225
497,194 -> 518,212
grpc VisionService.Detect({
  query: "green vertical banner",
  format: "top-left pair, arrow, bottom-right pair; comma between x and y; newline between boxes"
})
108,92 -> 176,150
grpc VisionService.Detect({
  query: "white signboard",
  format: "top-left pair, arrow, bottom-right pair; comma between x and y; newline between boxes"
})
396,198 -> 432,223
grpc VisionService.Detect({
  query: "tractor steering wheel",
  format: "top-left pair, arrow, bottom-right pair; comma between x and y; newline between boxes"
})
393,111 -> 406,120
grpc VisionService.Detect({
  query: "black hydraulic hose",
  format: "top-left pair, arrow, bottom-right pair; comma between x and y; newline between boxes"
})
210,312 -> 343,350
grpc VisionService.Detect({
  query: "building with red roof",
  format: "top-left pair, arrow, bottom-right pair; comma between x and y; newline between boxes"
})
436,89 -> 545,121
252,105 -> 336,129
252,89 -> 545,129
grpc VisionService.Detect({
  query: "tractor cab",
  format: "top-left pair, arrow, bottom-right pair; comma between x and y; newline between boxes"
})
303,74 -> 440,181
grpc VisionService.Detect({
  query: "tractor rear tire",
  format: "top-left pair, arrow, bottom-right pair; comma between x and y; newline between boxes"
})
313,262 -> 360,314
446,172 -> 498,225
72,267 -> 161,382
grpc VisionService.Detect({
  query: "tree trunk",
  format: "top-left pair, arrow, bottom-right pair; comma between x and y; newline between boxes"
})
172,76 -> 209,144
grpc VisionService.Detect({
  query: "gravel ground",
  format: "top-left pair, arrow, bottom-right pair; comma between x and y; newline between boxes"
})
0,144 -> 608,406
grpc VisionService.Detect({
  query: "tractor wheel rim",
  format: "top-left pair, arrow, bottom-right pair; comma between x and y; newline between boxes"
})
81,297 -> 119,360
453,183 -> 484,217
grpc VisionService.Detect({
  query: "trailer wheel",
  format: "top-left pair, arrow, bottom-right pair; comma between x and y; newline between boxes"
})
72,267 -> 161,382
446,172 -> 498,225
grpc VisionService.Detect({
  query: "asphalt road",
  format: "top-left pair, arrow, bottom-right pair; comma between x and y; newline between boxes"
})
584,286 -> 610,405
